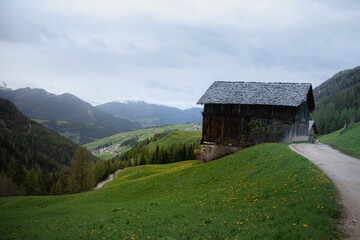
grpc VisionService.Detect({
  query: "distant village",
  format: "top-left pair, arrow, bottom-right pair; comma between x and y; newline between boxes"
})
185,124 -> 201,131
91,133 -> 144,155
91,144 -> 122,155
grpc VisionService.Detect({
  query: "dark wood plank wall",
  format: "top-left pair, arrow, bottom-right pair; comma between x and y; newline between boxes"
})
202,104 -> 301,144
293,102 -> 310,137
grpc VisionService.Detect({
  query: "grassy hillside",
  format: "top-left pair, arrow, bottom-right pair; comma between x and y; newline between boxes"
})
84,124 -> 201,159
0,143 -> 339,239
147,130 -> 201,150
318,122 -> 360,158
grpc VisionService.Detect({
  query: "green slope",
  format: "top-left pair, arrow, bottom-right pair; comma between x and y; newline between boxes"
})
147,130 -> 201,150
318,122 -> 360,158
84,124 -> 201,159
0,144 -> 339,239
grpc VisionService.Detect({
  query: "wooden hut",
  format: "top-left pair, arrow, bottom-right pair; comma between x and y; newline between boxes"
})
197,81 -> 315,162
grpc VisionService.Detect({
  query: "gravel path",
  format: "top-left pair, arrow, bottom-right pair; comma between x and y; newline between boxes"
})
290,143 -> 360,239
93,174 -> 114,190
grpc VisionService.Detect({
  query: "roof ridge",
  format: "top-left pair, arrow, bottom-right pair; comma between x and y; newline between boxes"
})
197,81 -> 314,107
215,81 -> 311,85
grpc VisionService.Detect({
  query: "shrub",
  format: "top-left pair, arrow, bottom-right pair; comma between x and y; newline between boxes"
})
249,118 -> 284,144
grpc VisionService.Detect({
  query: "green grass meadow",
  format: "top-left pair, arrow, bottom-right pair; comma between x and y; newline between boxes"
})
0,143 -> 339,239
318,122 -> 360,158
147,130 -> 202,150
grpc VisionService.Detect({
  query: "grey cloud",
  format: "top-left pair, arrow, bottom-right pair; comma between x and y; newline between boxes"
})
182,26 -> 238,57
0,17 -> 40,44
145,80 -> 193,94
0,2 -> 73,45
1,0 -> 360,109
91,38 -> 107,49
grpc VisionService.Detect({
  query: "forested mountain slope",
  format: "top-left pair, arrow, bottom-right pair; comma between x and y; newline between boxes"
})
37,119 -> 116,145
312,66 -> 360,134
313,66 -> 360,102
0,98 -> 82,196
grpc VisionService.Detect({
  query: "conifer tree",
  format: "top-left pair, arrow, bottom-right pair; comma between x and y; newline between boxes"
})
155,145 -> 160,164
7,156 -> 26,187
0,173 -> 17,197
53,179 -> 63,195
25,168 -> 40,195
36,168 -> 47,195
68,147 -> 95,193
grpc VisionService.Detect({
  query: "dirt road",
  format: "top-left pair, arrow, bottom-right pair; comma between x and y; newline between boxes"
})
93,174 -> 114,190
290,143 -> 360,239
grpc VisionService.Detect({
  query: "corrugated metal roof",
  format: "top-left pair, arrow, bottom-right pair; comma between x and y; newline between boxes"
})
197,81 -> 314,108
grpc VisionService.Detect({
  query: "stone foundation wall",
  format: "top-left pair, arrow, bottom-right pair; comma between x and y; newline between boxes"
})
200,144 -> 243,163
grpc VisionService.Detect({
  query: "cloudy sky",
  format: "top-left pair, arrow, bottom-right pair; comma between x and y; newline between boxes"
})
0,0 -> 359,109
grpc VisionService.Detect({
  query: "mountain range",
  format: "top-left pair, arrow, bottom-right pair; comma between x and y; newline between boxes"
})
97,101 -> 202,127
0,88 -> 138,131
0,87 -> 202,144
